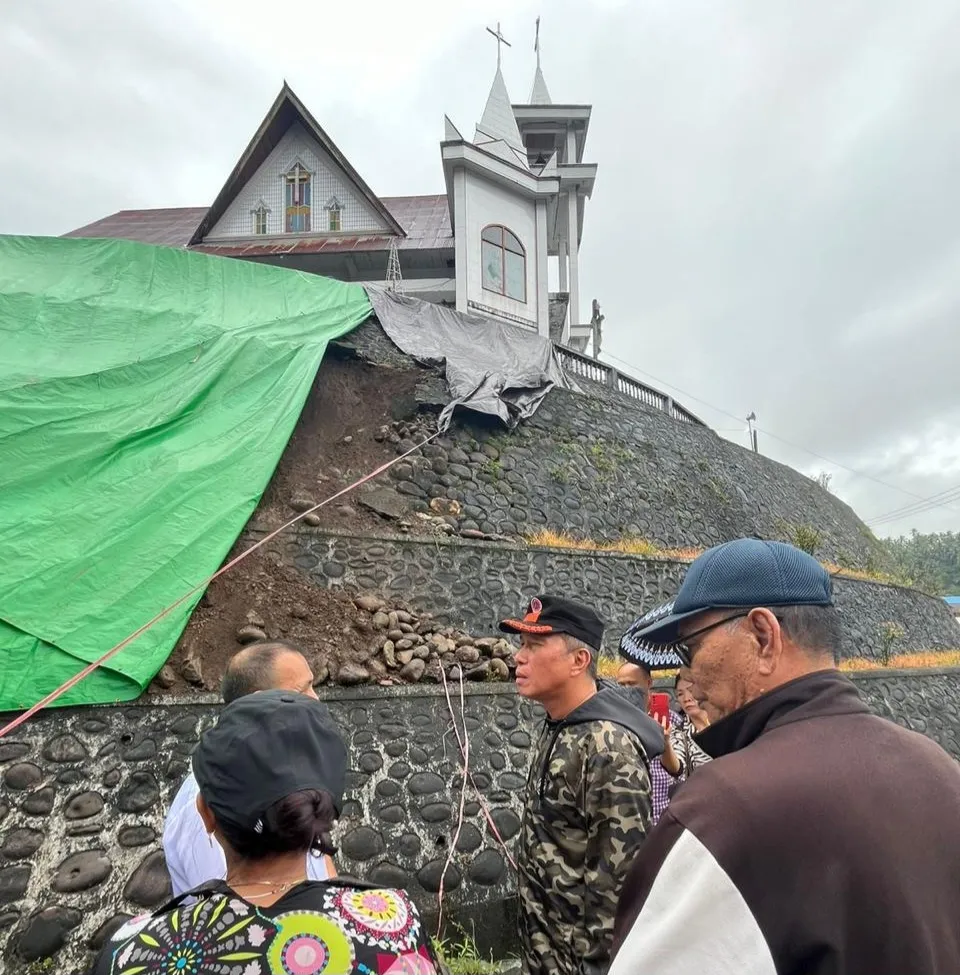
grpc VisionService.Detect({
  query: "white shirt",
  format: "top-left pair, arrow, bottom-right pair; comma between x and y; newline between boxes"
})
162,770 -> 330,896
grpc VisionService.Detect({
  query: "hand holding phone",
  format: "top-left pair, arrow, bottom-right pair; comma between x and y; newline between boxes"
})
648,692 -> 670,725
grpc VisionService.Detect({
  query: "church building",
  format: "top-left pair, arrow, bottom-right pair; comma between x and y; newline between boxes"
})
66,24 -> 598,352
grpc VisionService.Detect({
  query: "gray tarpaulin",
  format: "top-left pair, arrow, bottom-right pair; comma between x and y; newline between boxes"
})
366,287 -> 574,431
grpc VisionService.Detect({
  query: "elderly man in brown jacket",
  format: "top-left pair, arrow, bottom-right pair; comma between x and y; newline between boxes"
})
611,539 -> 960,975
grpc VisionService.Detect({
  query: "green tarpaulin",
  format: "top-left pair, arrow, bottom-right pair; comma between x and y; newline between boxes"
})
0,235 -> 372,711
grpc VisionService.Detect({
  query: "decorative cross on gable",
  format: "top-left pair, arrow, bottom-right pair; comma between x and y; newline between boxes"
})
486,22 -> 511,68
285,162 -> 310,205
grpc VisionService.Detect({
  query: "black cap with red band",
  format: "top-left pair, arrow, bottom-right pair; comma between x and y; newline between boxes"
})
499,594 -> 605,650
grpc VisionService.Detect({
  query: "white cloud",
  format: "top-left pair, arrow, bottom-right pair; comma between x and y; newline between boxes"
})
1,0 -> 958,537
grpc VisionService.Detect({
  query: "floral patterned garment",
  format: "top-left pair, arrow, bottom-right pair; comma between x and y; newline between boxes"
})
92,879 -> 446,975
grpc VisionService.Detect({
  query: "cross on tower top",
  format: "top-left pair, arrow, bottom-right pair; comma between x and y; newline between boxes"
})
486,22 -> 511,68
534,16 -> 541,68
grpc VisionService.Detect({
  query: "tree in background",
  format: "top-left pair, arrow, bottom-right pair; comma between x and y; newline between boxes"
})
885,531 -> 960,596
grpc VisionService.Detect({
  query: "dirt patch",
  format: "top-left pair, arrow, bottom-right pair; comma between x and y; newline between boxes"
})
154,546 -> 370,697
252,349 -> 436,537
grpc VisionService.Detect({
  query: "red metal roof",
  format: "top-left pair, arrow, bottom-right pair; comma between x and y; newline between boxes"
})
63,195 -> 452,255
64,207 -> 209,246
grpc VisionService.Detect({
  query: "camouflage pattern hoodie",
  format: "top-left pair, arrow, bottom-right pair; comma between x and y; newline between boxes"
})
518,680 -> 663,975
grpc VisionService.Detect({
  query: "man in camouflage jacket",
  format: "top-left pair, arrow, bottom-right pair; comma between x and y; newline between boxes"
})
500,595 -> 662,975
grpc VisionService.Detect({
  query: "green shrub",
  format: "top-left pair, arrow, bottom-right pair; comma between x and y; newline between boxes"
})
877,621 -> 905,666
787,523 -> 823,556
432,924 -> 505,975
706,478 -> 731,505
483,458 -> 503,480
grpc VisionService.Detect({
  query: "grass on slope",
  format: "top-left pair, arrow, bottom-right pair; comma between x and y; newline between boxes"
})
597,651 -> 960,680
525,530 -> 918,589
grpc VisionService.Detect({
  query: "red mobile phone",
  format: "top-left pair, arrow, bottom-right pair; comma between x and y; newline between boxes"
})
648,692 -> 670,724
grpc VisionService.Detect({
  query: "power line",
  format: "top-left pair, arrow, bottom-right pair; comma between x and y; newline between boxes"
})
752,427 -> 960,519
866,482 -> 960,528
599,350 -> 960,519
869,483 -> 960,523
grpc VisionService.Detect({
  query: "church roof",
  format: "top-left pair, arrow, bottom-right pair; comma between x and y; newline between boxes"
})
64,195 -> 453,254
473,67 -> 528,169
476,68 -> 524,149
64,83 -> 450,254
64,207 -> 209,247
189,83 -> 405,244
529,65 -> 552,105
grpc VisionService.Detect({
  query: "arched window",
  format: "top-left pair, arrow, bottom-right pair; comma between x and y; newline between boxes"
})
481,225 -> 526,301
251,201 -> 269,235
284,162 -> 312,233
326,196 -> 343,233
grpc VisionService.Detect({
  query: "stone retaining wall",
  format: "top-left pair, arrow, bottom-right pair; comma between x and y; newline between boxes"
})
0,685 -> 541,974
264,530 -> 960,659
335,321 -> 890,569
853,669 -> 960,756
2,673 -> 960,973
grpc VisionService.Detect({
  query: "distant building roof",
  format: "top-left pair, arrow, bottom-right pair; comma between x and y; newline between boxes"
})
64,195 -> 452,255
64,207 -> 209,247
944,595 -> 960,605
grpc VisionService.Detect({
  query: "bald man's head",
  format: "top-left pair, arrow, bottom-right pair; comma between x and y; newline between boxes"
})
616,661 -> 652,689
220,641 -> 317,703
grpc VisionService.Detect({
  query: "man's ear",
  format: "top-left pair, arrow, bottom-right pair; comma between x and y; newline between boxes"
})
571,646 -> 593,678
750,608 -> 783,677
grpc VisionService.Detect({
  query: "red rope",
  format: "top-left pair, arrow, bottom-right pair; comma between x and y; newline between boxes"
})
435,665 -> 468,936
0,433 -> 439,738
439,664 -> 519,876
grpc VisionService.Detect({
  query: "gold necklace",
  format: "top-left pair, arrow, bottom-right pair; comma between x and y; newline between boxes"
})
228,878 -> 303,897
240,887 -> 295,901
230,879 -> 299,887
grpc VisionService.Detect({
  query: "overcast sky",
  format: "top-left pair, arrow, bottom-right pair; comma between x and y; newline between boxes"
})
3,0 -> 959,539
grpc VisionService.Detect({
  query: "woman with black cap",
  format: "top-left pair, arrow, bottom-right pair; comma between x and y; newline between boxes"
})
93,689 -> 444,975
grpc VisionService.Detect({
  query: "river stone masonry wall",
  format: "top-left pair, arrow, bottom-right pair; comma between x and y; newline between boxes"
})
854,669 -> 960,755
2,673 -> 960,973
0,685 -> 542,974
334,321 -> 889,570
264,530 -> 960,660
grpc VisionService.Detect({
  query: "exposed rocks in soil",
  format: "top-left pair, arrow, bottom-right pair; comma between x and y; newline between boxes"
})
155,548 -> 517,697
149,347 -> 521,698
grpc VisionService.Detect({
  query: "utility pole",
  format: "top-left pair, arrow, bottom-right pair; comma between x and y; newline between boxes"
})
746,412 -> 758,454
